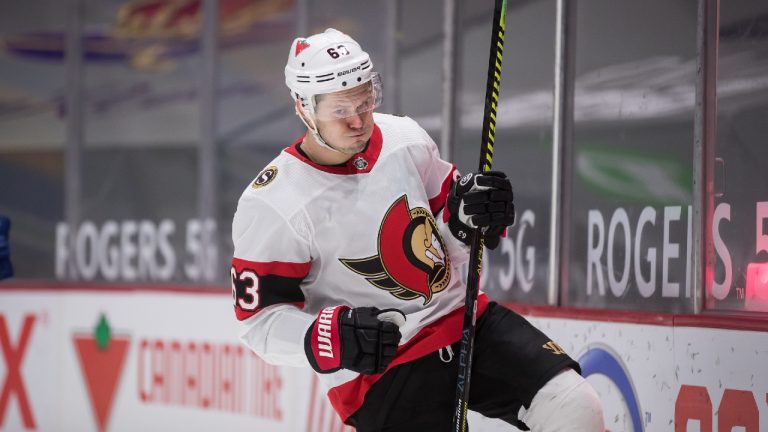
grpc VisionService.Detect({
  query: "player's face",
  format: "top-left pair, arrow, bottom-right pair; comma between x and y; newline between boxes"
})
314,84 -> 375,154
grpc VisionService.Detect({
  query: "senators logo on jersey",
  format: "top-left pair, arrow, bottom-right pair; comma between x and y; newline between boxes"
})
340,195 -> 451,305
251,166 -> 278,189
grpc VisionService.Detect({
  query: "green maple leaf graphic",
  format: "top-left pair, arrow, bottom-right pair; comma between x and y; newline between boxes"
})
94,314 -> 112,351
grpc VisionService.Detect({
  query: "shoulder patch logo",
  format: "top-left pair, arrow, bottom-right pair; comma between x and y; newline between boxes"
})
340,195 -> 451,305
251,166 -> 278,189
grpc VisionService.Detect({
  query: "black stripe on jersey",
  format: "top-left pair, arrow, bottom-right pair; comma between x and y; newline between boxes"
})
260,274 -> 306,306
233,274 -> 305,310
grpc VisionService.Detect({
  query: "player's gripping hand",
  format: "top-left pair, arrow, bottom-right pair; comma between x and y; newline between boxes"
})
447,171 -> 515,250
304,306 -> 405,375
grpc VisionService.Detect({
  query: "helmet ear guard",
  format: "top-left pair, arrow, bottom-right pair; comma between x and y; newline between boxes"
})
293,99 -> 321,141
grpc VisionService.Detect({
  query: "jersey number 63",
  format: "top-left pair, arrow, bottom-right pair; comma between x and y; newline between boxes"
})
231,267 -> 259,311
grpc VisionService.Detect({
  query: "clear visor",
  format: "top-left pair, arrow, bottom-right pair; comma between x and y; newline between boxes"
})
312,72 -> 382,122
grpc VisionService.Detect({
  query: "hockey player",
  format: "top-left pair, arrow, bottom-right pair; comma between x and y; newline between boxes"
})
231,28 -> 604,431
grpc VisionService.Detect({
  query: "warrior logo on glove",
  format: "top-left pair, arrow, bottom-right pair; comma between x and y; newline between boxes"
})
340,195 -> 451,305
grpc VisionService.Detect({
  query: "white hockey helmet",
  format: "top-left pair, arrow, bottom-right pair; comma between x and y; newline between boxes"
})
285,28 -> 382,120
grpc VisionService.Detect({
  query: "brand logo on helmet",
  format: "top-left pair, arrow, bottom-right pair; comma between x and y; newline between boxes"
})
352,157 -> 368,170
340,195 -> 451,305
251,166 -> 278,189
337,65 -> 362,77
295,39 -> 310,57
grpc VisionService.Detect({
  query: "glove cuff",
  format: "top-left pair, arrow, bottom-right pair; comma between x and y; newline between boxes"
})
448,213 -> 473,246
305,305 -> 349,373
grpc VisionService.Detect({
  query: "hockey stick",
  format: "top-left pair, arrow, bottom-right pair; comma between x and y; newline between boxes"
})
452,0 -> 508,430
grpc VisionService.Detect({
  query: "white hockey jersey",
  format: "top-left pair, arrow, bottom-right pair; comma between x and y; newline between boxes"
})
231,113 -> 489,422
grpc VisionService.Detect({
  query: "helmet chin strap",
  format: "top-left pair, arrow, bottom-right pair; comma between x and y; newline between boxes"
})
295,106 -> 344,154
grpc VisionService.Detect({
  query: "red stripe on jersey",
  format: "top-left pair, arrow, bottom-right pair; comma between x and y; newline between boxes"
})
231,257 -> 311,278
284,125 -> 383,175
231,258 -> 310,321
327,294 -> 490,423
428,165 -> 457,215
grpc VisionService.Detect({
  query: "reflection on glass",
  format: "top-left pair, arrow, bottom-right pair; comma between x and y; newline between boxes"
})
0,0 -> 68,279
708,0 -> 768,313
566,0 -> 697,312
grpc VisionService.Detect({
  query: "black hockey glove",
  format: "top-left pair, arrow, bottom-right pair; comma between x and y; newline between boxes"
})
447,171 -> 515,250
304,306 -> 405,375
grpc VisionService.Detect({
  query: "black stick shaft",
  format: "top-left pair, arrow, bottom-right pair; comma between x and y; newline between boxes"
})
452,0 -> 507,430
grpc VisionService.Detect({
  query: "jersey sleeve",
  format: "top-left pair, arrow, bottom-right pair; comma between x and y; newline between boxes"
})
412,125 -> 471,265
418,131 -> 457,217
231,194 -> 315,367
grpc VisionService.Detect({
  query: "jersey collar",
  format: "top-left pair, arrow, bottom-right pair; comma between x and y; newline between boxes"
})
284,124 -> 382,175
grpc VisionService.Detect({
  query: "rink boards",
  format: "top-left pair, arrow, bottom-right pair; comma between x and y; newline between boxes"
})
0,286 -> 766,432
